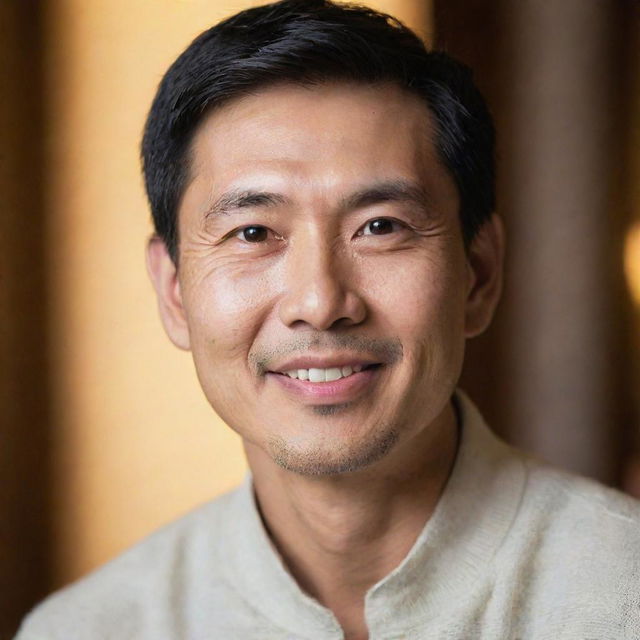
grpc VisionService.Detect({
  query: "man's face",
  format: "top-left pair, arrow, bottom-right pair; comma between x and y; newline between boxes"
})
149,81 -> 500,475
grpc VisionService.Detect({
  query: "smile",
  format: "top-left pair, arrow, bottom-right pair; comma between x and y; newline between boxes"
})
267,362 -> 382,404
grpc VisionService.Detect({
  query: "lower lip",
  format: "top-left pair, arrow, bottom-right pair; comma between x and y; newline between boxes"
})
267,367 -> 382,404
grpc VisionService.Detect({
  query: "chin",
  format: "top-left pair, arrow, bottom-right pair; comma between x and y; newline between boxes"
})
266,425 -> 400,476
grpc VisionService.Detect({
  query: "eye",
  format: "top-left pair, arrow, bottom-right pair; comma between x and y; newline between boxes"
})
235,225 -> 269,243
360,218 -> 401,236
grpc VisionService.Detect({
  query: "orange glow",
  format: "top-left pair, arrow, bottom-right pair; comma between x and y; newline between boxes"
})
625,222 -> 640,307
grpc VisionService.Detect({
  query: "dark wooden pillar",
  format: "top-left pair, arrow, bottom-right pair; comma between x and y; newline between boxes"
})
0,2 -> 53,636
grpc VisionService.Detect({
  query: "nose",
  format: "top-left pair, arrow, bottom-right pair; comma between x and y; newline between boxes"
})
278,238 -> 367,331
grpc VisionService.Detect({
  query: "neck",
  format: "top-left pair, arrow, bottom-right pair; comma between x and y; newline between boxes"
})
244,400 -> 459,639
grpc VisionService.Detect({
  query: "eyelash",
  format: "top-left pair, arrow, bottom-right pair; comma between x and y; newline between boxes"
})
231,218 -> 406,243
357,218 -> 404,236
233,226 -> 279,243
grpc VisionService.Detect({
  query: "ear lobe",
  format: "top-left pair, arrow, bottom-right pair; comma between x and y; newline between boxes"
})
146,236 -> 191,351
464,214 -> 505,338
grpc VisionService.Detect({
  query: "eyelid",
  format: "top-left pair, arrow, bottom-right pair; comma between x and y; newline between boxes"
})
231,224 -> 283,242
234,224 -> 261,238
357,217 -> 406,237
220,217 -> 410,244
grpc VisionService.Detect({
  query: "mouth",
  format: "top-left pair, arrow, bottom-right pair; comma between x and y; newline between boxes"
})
273,363 -> 381,383
265,362 -> 384,404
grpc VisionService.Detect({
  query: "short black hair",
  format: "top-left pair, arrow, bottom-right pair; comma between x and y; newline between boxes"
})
141,0 -> 495,262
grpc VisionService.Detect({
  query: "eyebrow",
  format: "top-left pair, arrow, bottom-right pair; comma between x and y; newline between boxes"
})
339,180 -> 432,213
204,190 -> 289,219
203,179 -> 432,220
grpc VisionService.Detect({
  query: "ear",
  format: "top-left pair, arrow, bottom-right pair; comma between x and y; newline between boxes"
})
146,236 -> 191,350
464,214 -> 505,338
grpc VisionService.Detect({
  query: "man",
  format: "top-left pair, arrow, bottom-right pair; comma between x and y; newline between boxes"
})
16,0 -> 640,638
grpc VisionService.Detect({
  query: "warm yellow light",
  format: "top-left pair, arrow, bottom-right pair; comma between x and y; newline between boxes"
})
624,221 -> 640,307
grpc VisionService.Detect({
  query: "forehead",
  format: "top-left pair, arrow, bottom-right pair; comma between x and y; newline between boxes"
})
181,81 -> 457,219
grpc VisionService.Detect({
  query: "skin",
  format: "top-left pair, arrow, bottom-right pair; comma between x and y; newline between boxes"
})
147,81 -> 504,640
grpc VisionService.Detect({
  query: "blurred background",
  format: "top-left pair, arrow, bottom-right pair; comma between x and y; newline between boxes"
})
1,0 -> 638,636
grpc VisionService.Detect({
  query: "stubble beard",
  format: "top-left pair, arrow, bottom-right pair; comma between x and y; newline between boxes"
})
267,416 -> 400,476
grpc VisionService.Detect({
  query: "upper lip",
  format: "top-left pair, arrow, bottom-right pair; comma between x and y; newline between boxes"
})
267,355 -> 382,374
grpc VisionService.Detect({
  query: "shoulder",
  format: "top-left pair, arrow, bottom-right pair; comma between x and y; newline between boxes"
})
15,485 -> 244,640
524,459 -> 640,585
499,456 -> 640,634
521,456 -> 640,541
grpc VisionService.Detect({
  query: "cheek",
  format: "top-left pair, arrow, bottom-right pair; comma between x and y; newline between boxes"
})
182,262 -> 277,364
362,253 -> 467,383
364,253 -> 466,334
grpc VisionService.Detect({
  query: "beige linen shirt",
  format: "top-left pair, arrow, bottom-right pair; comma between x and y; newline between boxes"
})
15,393 -> 640,639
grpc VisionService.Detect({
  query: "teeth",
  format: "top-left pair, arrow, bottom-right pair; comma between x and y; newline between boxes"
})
283,365 -> 368,382
308,368 -> 325,383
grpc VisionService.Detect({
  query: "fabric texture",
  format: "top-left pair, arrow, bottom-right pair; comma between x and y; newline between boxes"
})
15,392 -> 640,639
